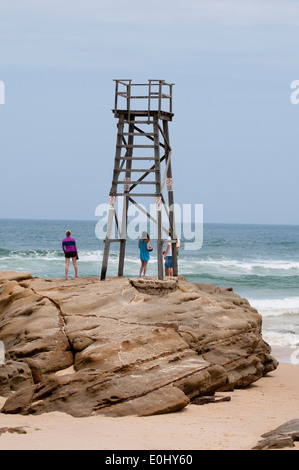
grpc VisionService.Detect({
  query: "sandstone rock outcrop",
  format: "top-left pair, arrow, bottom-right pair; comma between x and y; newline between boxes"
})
0,272 -> 278,417
253,419 -> 299,450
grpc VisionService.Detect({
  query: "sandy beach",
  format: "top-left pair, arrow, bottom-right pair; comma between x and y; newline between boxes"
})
0,360 -> 298,451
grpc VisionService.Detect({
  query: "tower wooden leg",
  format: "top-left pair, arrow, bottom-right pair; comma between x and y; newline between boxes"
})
157,210 -> 163,280
118,239 -> 126,277
101,207 -> 115,280
101,239 -> 111,280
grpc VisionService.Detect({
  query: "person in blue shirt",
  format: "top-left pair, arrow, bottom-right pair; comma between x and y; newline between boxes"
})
138,231 -> 152,278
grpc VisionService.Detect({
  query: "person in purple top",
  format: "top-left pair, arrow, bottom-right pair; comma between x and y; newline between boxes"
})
62,230 -> 79,279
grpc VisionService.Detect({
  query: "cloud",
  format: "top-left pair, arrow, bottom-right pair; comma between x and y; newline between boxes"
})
0,0 -> 298,69
2,0 -> 298,27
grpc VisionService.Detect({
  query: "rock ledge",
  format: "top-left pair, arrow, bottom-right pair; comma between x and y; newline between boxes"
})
0,272 -> 278,417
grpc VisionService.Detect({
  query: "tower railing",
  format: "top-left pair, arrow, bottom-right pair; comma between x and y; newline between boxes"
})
113,79 -> 173,121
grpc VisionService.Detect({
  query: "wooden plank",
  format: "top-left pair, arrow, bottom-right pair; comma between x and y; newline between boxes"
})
110,116 -> 125,196
118,169 -> 156,172
113,181 -> 156,185
148,80 -> 152,121
115,80 -> 131,86
163,120 -> 178,277
116,193 -> 157,197
101,209 -> 115,280
161,150 -> 172,193
158,124 -> 171,150
118,156 -> 126,171
127,82 -> 131,122
118,240 -> 126,276
125,120 -> 154,124
119,119 -> 134,275
100,239 -> 110,280
114,81 -> 119,116
116,156 -> 158,160
127,95 -> 155,99
153,115 -> 163,280
114,208 -> 121,237
158,81 -> 162,117
118,144 -> 156,148
122,133 -> 155,136
113,112 -> 173,121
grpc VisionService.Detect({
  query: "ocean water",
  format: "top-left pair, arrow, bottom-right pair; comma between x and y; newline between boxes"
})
0,219 -> 299,355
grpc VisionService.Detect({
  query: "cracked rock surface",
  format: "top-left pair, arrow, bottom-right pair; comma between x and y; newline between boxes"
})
0,272 -> 278,417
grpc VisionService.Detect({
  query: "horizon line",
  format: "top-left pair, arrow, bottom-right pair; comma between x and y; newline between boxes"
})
0,217 -> 299,228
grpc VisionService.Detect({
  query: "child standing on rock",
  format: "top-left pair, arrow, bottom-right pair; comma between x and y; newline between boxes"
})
138,232 -> 152,278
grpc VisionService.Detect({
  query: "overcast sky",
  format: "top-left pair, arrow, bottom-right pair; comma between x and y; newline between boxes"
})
0,0 -> 299,224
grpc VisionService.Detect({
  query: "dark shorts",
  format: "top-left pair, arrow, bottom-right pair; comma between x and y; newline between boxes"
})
165,256 -> 173,268
65,251 -> 77,259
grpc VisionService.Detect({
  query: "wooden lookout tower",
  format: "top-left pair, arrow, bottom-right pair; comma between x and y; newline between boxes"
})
100,79 -> 178,281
